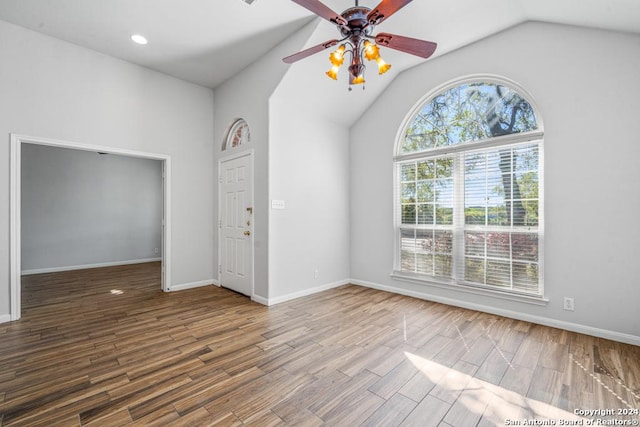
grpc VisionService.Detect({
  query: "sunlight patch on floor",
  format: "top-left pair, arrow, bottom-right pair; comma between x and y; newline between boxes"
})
405,351 -> 587,424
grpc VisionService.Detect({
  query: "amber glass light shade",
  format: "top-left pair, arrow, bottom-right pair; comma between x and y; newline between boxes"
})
363,41 -> 380,61
350,74 -> 365,85
326,64 -> 340,80
375,57 -> 391,74
329,45 -> 346,66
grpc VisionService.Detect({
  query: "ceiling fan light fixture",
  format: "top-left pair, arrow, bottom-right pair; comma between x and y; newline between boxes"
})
348,62 -> 366,85
329,44 -> 346,66
375,56 -> 391,74
350,73 -> 365,85
326,64 -> 341,80
363,40 -> 379,61
362,40 -> 390,75
284,0 -> 437,89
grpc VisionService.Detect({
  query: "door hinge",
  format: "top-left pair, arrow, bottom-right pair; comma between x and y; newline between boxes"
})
218,175 -> 223,184
218,219 -> 222,229
218,265 -> 222,274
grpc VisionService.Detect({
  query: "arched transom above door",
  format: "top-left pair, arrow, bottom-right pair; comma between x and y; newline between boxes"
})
222,118 -> 250,151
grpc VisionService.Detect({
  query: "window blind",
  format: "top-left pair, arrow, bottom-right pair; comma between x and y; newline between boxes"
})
396,142 -> 542,296
457,143 -> 540,294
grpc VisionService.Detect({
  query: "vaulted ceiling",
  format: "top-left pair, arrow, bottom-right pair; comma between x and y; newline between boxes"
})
1,0 -> 638,88
0,0 -> 638,126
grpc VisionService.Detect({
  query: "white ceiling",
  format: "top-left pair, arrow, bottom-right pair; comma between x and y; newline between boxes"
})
0,0 -> 638,119
0,0 -> 314,88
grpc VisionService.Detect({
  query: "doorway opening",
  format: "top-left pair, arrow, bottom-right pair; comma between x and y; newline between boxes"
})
9,134 -> 172,321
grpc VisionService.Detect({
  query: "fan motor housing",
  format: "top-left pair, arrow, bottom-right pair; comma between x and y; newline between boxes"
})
339,6 -> 373,37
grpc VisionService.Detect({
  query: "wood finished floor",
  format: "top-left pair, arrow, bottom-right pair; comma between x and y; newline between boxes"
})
1,262 -> 639,426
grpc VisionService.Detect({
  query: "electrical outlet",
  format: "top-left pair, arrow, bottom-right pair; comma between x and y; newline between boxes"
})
154,248 -> 159,254
271,199 -> 286,209
314,269 -> 319,280
563,297 -> 574,311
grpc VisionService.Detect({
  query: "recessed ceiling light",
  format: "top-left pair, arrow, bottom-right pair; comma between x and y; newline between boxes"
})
131,34 -> 148,45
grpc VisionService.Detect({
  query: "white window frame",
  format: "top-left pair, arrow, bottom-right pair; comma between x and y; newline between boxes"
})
222,118 -> 250,151
391,75 -> 547,305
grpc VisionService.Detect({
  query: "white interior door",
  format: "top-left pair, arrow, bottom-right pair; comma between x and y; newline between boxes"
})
219,152 -> 253,296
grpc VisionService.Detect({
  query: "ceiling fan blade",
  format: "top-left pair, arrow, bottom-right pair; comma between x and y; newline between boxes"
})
282,39 -> 340,64
367,0 -> 413,25
374,33 -> 437,59
291,0 -> 348,26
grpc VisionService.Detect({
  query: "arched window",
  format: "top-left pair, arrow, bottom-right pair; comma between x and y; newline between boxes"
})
394,77 -> 544,298
222,118 -> 250,151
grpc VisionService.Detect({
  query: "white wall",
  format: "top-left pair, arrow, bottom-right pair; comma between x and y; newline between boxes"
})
266,18 -> 351,302
268,97 -> 350,301
350,22 -> 640,341
21,144 -> 162,273
0,19 -> 215,317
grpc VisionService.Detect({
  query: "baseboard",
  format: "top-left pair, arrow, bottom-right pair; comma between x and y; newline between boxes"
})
251,294 -> 268,306
350,278 -> 640,347
22,258 -> 162,275
0,314 -> 11,324
169,279 -> 217,292
266,279 -> 350,306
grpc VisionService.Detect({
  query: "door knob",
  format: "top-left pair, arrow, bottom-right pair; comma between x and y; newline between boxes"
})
244,230 -> 251,236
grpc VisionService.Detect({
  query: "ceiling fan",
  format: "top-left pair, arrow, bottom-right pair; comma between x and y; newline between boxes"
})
283,0 -> 437,88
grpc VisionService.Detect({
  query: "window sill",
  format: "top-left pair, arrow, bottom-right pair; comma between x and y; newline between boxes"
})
390,271 -> 549,307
